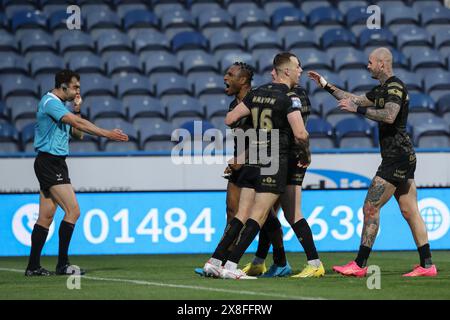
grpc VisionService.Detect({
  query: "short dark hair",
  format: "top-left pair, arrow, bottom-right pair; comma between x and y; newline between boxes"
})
55,69 -> 80,89
233,61 -> 254,85
273,52 -> 299,69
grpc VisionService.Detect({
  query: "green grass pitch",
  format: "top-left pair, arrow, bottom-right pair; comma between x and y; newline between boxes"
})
0,251 -> 449,300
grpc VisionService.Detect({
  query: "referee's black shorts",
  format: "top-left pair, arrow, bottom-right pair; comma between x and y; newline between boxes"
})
34,151 -> 71,197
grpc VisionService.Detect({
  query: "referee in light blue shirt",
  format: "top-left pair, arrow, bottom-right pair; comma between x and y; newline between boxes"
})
26,69 -> 129,276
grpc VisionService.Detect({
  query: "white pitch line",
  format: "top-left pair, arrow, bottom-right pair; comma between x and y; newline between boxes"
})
0,267 -> 326,300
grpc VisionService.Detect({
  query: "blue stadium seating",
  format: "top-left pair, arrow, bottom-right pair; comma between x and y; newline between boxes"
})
421,6 -> 450,26
70,136 -> 101,153
6,96 -> 38,122
0,52 -> 28,75
226,2 -> 260,16
335,117 -> 374,149
345,6 -> 374,27
271,7 -> 306,29
36,73 -> 54,96
385,5 -> 420,26
153,74 -> 191,97
87,96 -> 126,121
116,74 -> 152,98
58,31 -> 95,53
435,27 -> 450,49
161,9 -> 195,30
126,95 -> 166,120
190,2 -> 223,18
408,48 -> 445,72
413,0 -> 443,12
302,1 -> 333,15
48,10 -> 73,32
143,51 -> 180,74
394,69 -> 424,92
309,7 -> 344,27
197,8 -> 233,30
247,30 -> 282,51
20,122 -> 35,152
153,2 -> 186,17
201,94 -> 232,119
338,1 -> 369,14
104,52 -> 141,75
191,74 -> 224,96
359,29 -> 396,48
293,48 -> 332,70
218,51 -> 254,73
67,52 -> 104,74
139,119 -> 173,149
409,93 -> 436,113
340,69 -> 378,92
11,10 -> 47,32
95,30 -> 133,54
306,118 -> 335,149
95,118 -> 139,152
30,53 -> 64,76
86,8 -> 121,31
172,31 -> 208,52
0,30 -> 17,52
235,8 -> 270,29
396,26 -> 433,49
410,115 -> 450,148
424,71 -> 450,93
283,27 -> 318,49
181,51 -> 218,74
123,10 -> 158,31
19,30 -> 56,53
0,101 -> 8,120
116,3 -> 149,19
322,28 -> 357,49
80,73 -> 115,97
1,74 -> 38,99
333,48 -> 367,71
209,30 -> 245,52
0,121 -> 20,152
165,96 -> 204,119
132,30 -> 171,53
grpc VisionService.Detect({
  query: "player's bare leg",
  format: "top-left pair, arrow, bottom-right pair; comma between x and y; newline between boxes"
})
225,181 -> 241,224
25,191 -> 58,276
333,176 -> 396,277
395,180 -> 437,276
48,184 -> 84,275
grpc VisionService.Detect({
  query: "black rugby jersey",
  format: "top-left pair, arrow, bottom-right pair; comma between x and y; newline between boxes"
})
287,85 -> 311,157
229,97 -> 252,159
366,76 -> 415,158
242,82 -> 297,162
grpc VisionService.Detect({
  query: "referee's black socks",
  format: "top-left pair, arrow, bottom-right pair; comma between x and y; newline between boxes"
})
212,217 -> 243,262
27,224 -> 49,270
57,220 -> 75,267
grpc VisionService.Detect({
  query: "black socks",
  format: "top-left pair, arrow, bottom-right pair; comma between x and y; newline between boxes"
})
418,243 -> 433,268
57,220 -> 75,267
27,224 -> 49,270
292,218 -> 319,261
212,218 -> 243,261
355,245 -> 372,268
228,219 -> 261,264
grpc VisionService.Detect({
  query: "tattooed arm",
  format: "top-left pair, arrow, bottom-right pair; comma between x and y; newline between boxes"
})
338,98 -> 400,124
308,71 -> 374,107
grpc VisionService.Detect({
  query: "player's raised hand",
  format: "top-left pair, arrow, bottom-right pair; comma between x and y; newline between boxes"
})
108,128 -> 129,141
308,71 -> 330,89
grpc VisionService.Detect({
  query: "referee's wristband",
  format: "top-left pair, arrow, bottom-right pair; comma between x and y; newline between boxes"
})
356,106 -> 367,115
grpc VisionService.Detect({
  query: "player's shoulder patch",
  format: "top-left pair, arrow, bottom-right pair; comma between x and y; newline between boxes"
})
290,96 -> 302,110
387,81 -> 404,90
387,87 -> 403,98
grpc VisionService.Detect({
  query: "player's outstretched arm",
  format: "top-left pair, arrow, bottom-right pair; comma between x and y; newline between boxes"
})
225,102 -> 250,127
338,98 -> 400,124
308,71 -> 373,107
61,113 -> 129,141
287,111 -> 310,168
